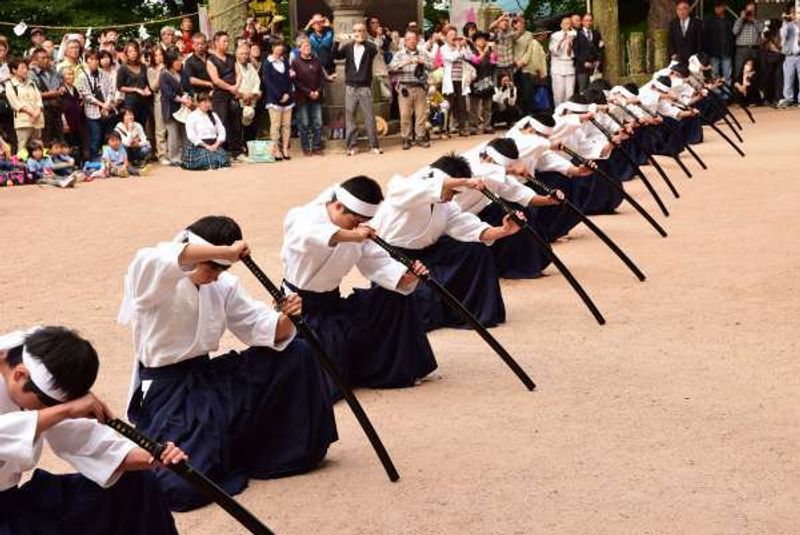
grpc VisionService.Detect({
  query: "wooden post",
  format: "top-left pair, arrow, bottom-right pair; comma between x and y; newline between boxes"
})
592,0 -> 621,84
208,0 -> 249,37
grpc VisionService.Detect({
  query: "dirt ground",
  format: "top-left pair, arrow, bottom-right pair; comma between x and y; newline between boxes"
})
1,109 -> 798,535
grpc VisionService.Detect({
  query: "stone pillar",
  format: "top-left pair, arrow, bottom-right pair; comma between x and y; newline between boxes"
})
628,31 -> 645,75
592,0 -> 621,84
208,0 -> 248,38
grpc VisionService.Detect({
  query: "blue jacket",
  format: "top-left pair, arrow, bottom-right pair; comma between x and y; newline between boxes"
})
262,58 -> 294,107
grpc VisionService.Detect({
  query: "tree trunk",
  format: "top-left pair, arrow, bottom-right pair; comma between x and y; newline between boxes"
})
647,0 -> 673,33
208,0 -> 249,37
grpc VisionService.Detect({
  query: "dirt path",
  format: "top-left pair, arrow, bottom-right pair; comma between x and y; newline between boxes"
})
2,109 -> 798,535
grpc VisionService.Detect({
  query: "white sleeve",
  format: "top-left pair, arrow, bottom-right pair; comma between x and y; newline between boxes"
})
355,241 -> 414,294
45,419 -> 136,488
537,151 -> 575,174
114,123 -> 133,146
552,114 -> 582,141
283,207 -> 339,254
214,112 -> 226,143
658,99 -> 681,119
127,242 -> 190,311
497,175 -> 536,206
185,114 -> 202,146
223,276 -> 295,350
0,411 -> 39,471
386,174 -> 444,209
443,203 -> 492,244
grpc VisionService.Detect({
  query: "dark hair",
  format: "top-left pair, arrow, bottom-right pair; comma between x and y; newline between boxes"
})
98,50 -> 114,63
473,31 -> 490,42
672,62 -> 690,77
32,47 -> 47,58
166,49 -> 182,68
714,0 -> 727,6
462,22 -> 478,36
623,82 -> 640,95
583,87 -> 607,105
27,139 -> 44,154
656,75 -> 673,88
122,107 -> 135,118
107,131 -> 122,142
532,112 -> 556,128
675,0 -> 690,6
487,138 -> 520,160
430,152 -> 472,178
196,92 -> 211,103
339,175 -> 384,205
588,78 -> 612,91
213,31 -> 228,42
695,52 -> 710,66
568,93 -> 590,104
187,215 -> 243,246
193,32 -> 207,41
8,57 -> 27,72
5,326 -> 99,405
84,50 -> 99,61
123,40 -> 141,65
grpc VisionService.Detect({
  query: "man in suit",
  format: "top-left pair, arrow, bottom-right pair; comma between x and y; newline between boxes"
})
573,13 -> 604,92
668,0 -> 704,62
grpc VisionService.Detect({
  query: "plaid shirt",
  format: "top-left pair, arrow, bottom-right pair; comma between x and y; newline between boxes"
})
494,28 -> 516,69
77,69 -> 114,120
733,16 -> 764,47
388,47 -> 432,85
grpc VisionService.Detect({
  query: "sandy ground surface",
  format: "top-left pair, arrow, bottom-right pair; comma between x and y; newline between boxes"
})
1,109 -> 799,535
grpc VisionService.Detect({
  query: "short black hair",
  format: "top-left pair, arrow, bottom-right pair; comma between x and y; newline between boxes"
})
714,0 -> 727,6
588,78 -> 612,91
8,57 -> 27,72
623,82 -> 640,95
187,215 -> 243,246
107,131 -> 122,142
656,75 -> 673,88
487,138 -> 520,160
568,93 -> 590,105
672,62 -> 690,77
213,31 -> 228,42
27,139 -> 44,153
583,87 -> 607,105
695,52 -> 710,66
430,152 -> 472,178
5,326 -> 99,405
339,175 -> 384,205
532,112 -> 556,128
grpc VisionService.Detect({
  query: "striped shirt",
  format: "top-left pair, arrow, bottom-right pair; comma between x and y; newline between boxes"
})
494,28 -> 516,68
388,48 -> 432,85
733,17 -> 764,47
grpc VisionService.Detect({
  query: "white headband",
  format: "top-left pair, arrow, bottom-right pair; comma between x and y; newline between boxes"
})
22,346 -> 69,402
174,229 -> 233,266
611,85 -> 637,100
333,185 -> 379,218
483,146 -> 516,167
652,80 -> 671,92
557,101 -> 590,114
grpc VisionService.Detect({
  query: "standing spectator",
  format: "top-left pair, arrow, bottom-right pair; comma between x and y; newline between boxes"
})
207,31 -> 245,161
307,14 -> 336,74
389,28 -> 432,150
571,13 -> 583,30
704,0 -> 735,84
147,46 -> 168,164
489,13 -> 516,76
733,2 -> 764,80
178,17 -> 195,56
235,43 -> 260,145
117,41 -> 152,129
439,27 -> 473,138
550,16 -> 577,106
778,4 -> 800,107
761,19 -> 785,106
160,50 -> 190,166
4,58 -> 44,153
462,22 -> 478,46
60,67 -> 88,161
182,33 -> 214,96
262,42 -> 294,161
334,22 -> 382,156
513,17 -> 548,115
159,26 -> 178,54
245,42 -> 267,140
30,48 -> 63,144
367,16 -> 392,99
56,39 -> 84,77
468,32 -> 497,135
573,13 -> 604,92
114,108 -> 152,166
292,39 -> 326,155
183,93 -> 230,170
0,37 -> 14,152
78,51 -> 115,160
98,50 -> 120,112
99,28 -> 119,57
25,28 -> 45,59
668,0 -> 703,62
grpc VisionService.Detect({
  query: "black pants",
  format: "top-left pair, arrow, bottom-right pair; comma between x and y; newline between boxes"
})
0,108 -> 17,153
514,71 -> 534,116
445,82 -> 467,133
212,95 -> 244,156
42,105 -> 64,144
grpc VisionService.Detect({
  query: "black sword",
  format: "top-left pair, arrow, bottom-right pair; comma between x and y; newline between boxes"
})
240,255 -> 400,483
720,83 -> 756,123
706,88 -> 745,137
605,107 -> 681,199
523,174 -> 646,281
672,100 -> 745,157
619,103 -> 694,179
477,187 -> 607,325
559,143 -> 669,238
588,117 -> 671,217
655,110 -> 709,170
106,419 -> 275,535
369,235 -> 537,391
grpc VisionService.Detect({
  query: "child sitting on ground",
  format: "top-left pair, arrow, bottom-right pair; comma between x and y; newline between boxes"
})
101,131 -> 139,178
25,140 -> 77,188
491,72 -> 521,127
49,140 -> 86,183
0,135 -> 27,187
114,108 -> 152,167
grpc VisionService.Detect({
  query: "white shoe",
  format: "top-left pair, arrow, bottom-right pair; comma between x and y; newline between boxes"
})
369,148 -> 383,155
159,158 -> 172,166
58,175 -> 77,188
235,154 -> 251,163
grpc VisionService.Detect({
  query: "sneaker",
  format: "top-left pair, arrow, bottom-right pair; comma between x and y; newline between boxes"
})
139,165 -> 151,176
159,158 -> 171,166
370,147 -> 383,155
776,99 -> 793,108
402,138 -> 412,150
235,154 -> 251,163
58,175 -> 77,188
417,139 -> 431,148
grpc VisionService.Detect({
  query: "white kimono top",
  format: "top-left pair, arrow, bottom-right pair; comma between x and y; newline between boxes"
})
0,330 -> 135,492
454,152 -> 537,215
118,241 -> 295,401
371,169 -> 492,250
639,82 -> 682,119
281,187 -> 412,295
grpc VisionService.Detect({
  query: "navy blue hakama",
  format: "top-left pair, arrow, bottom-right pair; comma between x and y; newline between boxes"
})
476,203 -> 551,279
575,159 -> 625,215
128,341 -> 338,512
654,119 -> 688,156
398,237 -> 506,331
0,470 -> 177,535
286,283 -> 438,401
533,171 -> 583,240
681,115 -> 704,145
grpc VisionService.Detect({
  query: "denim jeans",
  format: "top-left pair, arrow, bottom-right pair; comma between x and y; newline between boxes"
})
709,55 -> 733,85
782,55 -> 800,103
127,145 -> 152,165
87,118 -> 104,161
296,100 -> 323,151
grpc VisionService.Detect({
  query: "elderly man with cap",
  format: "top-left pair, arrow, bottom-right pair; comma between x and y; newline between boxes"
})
281,175 -> 437,398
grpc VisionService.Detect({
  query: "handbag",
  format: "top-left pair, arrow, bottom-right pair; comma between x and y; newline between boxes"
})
246,140 -> 275,163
